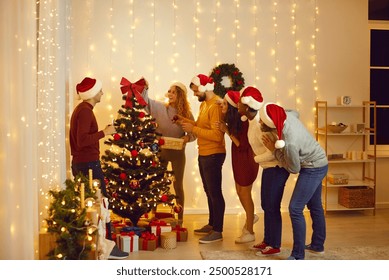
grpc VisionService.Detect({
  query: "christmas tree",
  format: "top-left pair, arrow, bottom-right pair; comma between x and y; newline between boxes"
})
101,77 -> 176,226
45,173 -> 98,260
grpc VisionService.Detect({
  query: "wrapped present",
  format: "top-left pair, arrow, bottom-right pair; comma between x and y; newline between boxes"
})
160,232 -> 177,249
139,232 -> 158,251
39,231 -> 57,260
172,225 -> 188,242
117,231 -> 139,253
112,221 -> 127,233
159,217 -> 179,228
120,226 -> 146,236
150,220 -> 171,237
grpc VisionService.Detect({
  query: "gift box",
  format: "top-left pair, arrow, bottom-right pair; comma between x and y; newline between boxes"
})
138,232 -> 158,251
160,232 -> 177,249
160,136 -> 184,150
150,220 -> 172,237
116,232 -> 139,253
338,186 -> 374,208
328,173 -> 349,185
120,226 -> 146,236
172,225 -> 188,242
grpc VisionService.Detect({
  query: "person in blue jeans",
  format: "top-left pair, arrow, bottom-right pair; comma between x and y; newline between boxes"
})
260,102 -> 328,260
238,87 -> 289,255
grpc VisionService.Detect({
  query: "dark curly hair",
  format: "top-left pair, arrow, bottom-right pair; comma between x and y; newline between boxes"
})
225,103 -> 242,137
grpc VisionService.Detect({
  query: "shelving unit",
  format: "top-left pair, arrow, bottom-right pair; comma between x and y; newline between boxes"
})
315,101 -> 377,215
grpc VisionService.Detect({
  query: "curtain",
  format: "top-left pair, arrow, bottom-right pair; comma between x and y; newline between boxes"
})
0,0 -> 69,260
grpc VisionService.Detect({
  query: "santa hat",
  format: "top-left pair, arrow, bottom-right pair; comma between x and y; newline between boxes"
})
171,82 -> 188,96
76,77 -> 102,100
259,103 -> 287,149
240,86 -> 264,110
191,74 -> 214,92
225,90 -> 240,108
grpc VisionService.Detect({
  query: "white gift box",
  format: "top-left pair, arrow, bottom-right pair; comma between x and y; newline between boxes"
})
151,225 -> 172,236
117,234 -> 139,253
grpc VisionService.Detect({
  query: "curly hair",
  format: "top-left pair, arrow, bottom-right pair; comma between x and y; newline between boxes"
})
169,85 -> 192,119
225,103 -> 242,137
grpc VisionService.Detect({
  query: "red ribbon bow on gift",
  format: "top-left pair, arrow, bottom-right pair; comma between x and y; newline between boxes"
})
120,77 -> 148,108
141,232 -> 157,250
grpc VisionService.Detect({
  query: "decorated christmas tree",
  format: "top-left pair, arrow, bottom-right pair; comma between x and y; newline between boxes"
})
45,173 -> 98,260
101,77 -> 176,226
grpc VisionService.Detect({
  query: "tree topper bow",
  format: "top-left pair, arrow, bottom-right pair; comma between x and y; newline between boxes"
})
120,77 -> 148,108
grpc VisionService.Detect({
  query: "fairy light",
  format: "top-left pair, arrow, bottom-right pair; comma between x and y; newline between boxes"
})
253,0 -> 259,84
273,1 -> 279,102
291,1 -> 298,109
313,1 -> 319,101
234,0 -> 240,62
36,0 -> 67,227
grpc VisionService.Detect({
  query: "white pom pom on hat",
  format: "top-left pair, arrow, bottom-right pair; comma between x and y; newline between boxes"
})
259,102 -> 287,149
76,77 -> 102,100
191,74 -> 214,92
240,86 -> 264,110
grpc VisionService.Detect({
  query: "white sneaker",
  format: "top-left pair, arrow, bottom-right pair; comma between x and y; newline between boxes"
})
235,231 -> 255,244
242,214 -> 259,232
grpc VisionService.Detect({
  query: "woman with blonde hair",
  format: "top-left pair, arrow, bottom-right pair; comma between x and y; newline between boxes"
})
141,81 -> 196,223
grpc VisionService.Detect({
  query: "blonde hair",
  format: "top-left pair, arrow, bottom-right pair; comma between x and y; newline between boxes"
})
170,84 -> 192,119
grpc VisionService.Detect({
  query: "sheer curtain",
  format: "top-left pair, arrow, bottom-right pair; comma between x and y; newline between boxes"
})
0,0 -> 69,260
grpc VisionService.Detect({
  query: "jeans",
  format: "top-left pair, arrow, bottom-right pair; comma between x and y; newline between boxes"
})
198,153 -> 226,232
71,160 -> 108,197
261,166 -> 290,248
289,165 -> 328,260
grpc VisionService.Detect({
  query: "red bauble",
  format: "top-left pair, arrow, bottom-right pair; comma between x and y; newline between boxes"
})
113,133 -> 121,141
139,112 -> 146,118
119,172 -> 127,180
158,138 -> 165,146
131,150 -> 138,157
173,204 -> 183,214
160,194 -> 168,202
151,161 -> 157,167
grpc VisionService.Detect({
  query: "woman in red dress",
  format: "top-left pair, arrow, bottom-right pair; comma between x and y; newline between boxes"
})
216,90 -> 259,243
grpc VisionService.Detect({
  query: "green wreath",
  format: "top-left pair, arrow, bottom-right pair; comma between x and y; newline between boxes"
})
210,63 -> 245,98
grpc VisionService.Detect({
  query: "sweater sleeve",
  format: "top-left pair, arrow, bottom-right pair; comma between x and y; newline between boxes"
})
186,112 -> 197,142
76,108 -> 105,148
192,104 -> 224,142
274,144 -> 301,174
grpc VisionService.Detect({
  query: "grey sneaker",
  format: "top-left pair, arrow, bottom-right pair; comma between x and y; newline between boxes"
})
305,244 -> 324,254
199,231 -> 223,244
108,245 -> 129,260
194,224 -> 213,235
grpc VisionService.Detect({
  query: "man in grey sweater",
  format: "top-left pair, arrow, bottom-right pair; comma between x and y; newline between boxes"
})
260,103 -> 328,260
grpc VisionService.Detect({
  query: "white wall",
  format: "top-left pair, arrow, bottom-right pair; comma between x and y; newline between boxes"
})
68,0 -> 388,214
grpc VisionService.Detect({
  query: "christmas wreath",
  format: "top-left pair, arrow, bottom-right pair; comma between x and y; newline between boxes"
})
210,63 -> 245,98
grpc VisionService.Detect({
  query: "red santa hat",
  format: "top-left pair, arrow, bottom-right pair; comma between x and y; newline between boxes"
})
191,74 -> 214,92
259,103 -> 287,149
225,90 -> 240,108
240,86 -> 264,111
76,77 -> 102,100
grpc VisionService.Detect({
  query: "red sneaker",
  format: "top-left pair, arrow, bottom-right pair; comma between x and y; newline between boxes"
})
258,246 -> 281,255
251,241 -> 267,250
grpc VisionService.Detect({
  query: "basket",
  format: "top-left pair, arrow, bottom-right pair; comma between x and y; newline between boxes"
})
160,137 -> 184,150
327,124 -> 348,133
160,232 -> 177,249
328,173 -> 349,185
338,186 -> 374,208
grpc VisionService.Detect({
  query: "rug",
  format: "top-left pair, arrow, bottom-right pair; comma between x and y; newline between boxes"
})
200,246 -> 389,260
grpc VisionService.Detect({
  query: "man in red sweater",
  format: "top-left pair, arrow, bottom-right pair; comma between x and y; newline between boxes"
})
70,77 -> 128,259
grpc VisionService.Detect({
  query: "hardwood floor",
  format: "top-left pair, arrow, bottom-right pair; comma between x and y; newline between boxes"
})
125,209 -> 389,260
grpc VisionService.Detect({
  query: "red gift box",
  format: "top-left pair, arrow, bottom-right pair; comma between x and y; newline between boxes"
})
172,225 -> 188,242
138,232 -> 158,251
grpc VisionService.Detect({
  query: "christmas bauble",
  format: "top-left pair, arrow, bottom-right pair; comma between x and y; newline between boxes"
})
113,133 -> 121,141
161,194 -> 168,202
173,204 -> 183,214
119,172 -> 127,180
